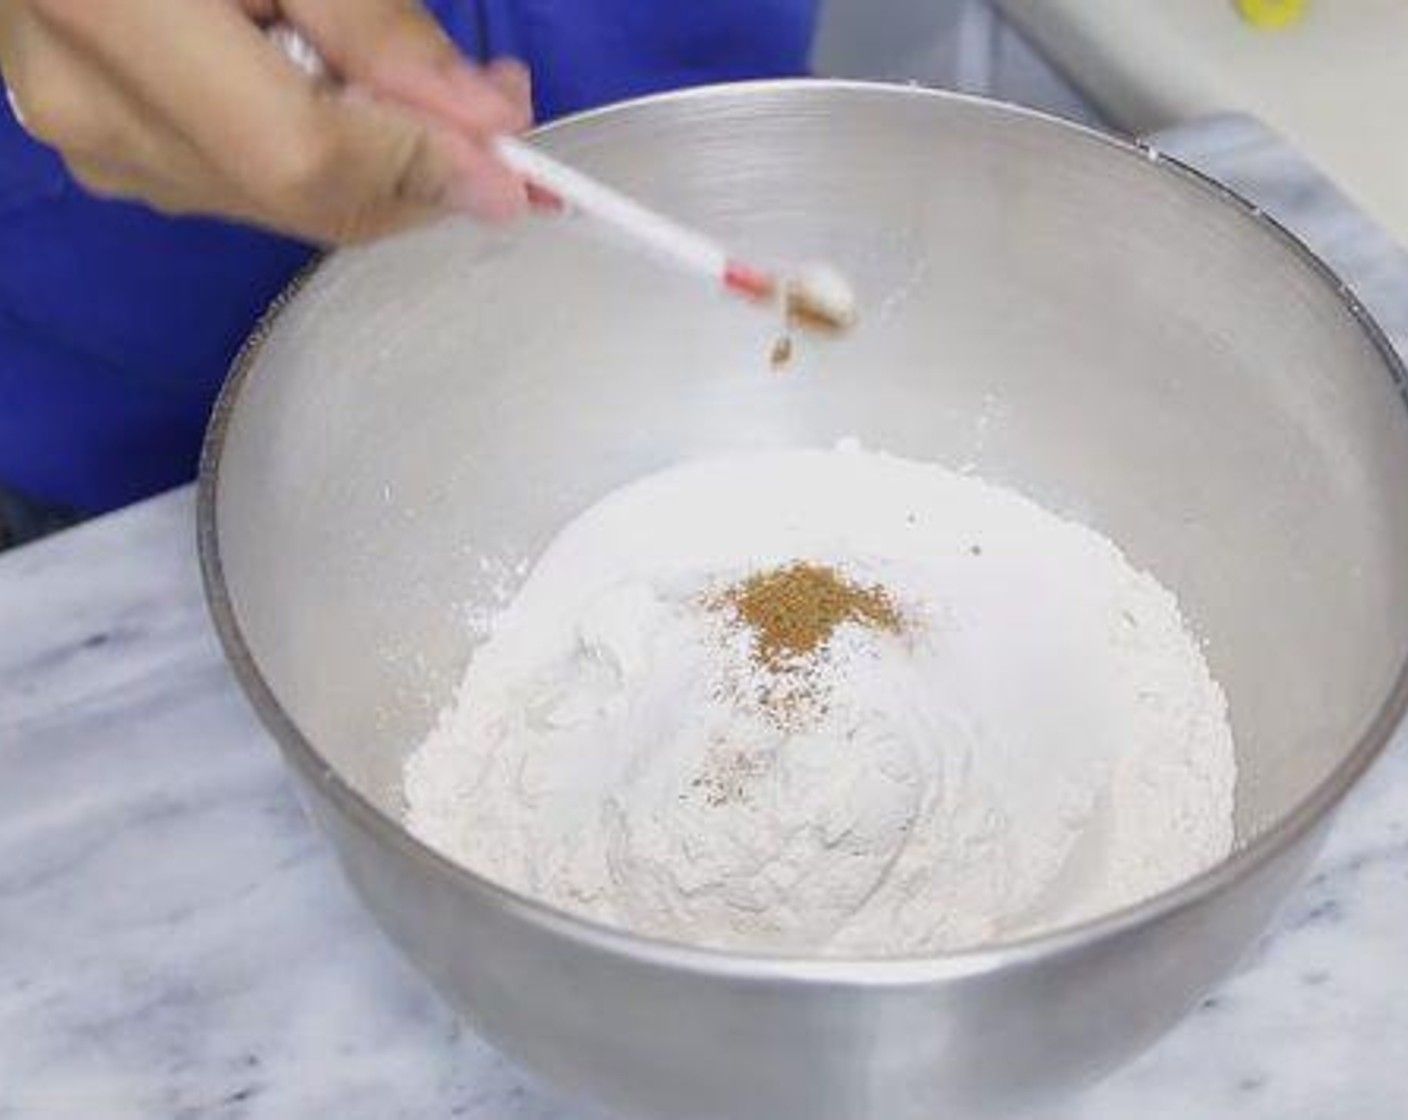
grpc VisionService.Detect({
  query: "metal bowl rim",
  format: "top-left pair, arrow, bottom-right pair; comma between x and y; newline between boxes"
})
197,78 -> 1408,984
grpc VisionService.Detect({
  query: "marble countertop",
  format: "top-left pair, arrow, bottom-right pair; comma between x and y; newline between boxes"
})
4,116 -> 1408,1119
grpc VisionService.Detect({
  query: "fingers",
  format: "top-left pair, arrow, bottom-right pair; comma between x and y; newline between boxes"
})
485,57 -> 533,127
33,1 -> 441,238
279,0 -> 531,227
281,0 -> 530,133
295,93 -> 477,241
2,0 -> 533,242
233,0 -> 533,133
33,0 -> 329,186
0,4 -> 225,210
439,131 -> 530,223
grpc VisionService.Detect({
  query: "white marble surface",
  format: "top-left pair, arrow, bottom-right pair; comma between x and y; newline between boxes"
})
4,117 -> 1408,1119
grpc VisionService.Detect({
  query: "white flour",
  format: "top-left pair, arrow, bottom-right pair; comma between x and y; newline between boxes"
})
403,445 -> 1236,955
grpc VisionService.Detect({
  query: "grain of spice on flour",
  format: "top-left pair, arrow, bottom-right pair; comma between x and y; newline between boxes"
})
404,444 -> 1237,956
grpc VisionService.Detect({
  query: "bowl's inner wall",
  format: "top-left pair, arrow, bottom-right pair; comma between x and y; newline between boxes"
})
215,86 -> 1408,856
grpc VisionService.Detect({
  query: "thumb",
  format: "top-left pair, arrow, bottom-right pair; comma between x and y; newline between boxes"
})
292,93 -> 524,244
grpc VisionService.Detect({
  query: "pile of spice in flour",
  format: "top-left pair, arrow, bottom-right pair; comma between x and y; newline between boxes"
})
708,560 -> 907,729
721,561 -> 905,667
403,444 -> 1237,956
681,562 -> 910,808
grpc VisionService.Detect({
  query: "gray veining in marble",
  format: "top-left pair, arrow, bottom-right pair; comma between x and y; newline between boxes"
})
3,116 -> 1408,1118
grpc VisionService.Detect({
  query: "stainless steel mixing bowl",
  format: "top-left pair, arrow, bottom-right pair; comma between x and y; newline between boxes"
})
199,82 -> 1408,1117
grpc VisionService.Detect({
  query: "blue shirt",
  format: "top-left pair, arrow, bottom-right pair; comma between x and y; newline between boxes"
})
0,0 -> 817,512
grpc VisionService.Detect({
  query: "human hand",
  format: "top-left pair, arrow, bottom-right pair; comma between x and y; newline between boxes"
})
0,0 -> 533,243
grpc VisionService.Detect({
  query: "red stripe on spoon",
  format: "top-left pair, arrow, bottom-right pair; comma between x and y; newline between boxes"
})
724,262 -> 777,302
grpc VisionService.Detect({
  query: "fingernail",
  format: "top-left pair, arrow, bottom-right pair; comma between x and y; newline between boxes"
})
526,182 -> 564,213
445,178 -> 528,222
